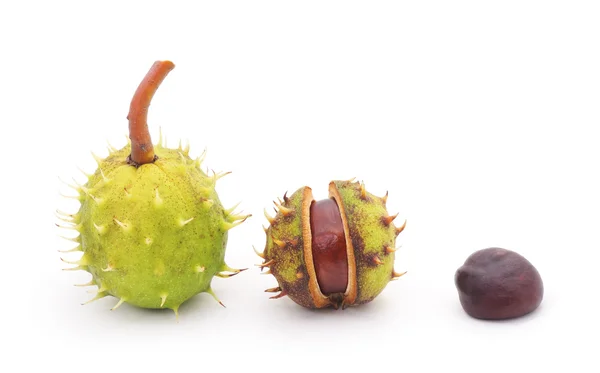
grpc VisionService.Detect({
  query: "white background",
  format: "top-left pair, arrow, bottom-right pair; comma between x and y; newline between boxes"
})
2,1 -> 599,371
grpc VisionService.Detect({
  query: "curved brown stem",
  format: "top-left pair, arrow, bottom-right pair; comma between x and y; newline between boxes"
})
127,60 -> 175,166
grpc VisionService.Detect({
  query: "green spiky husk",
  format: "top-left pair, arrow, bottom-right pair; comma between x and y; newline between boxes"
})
260,179 -> 403,309
62,140 -> 243,312
263,187 -> 315,308
332,180 -> 398,304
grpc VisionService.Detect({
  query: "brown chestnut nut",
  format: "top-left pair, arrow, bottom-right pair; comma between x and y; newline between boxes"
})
454,247 -> 543,320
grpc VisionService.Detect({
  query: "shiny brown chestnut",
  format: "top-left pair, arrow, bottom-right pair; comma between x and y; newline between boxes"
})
310,198 -> 349,295
455,247 -> 544,320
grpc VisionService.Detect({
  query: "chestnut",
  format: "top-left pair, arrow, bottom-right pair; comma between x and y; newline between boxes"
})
454,247 -> 544,320
255,179 -> 407,309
